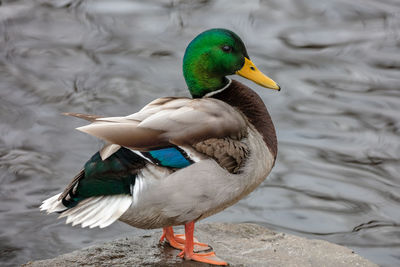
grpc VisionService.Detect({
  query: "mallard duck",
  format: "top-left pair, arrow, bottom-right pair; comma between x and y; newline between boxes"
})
41,28 -> 280,265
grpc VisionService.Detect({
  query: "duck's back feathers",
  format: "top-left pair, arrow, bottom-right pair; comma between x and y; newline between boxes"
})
73,96 -> 251,173
76,97 -> 248,151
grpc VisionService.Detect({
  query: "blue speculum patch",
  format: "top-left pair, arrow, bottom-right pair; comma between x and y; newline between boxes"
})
148,147 -> 192,168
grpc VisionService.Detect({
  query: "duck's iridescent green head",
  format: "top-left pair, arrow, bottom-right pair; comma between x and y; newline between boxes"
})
183,28 -> 280,98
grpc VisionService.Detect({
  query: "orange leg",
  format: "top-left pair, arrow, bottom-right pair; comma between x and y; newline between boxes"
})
160,226 -> 210,252
159,227 -> 166,242
177,221 -> 228,266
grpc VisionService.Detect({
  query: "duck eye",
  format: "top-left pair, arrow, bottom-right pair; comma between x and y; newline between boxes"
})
222,45 -> 232,53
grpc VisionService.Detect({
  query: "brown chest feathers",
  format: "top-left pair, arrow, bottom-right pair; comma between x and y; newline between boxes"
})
193,138 -> 249,174
211,79 -> 277,160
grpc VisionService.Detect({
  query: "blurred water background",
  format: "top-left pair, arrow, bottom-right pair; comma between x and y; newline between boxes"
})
0,0 -> 399,266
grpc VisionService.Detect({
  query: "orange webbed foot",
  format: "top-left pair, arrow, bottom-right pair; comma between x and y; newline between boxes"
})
160,226 -> 184,250
174,233 -> 211,252
179,221 -> 228,266
178,250 -> 228,266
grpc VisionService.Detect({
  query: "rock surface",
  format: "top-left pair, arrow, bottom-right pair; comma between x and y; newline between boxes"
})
24,223 -> 377,267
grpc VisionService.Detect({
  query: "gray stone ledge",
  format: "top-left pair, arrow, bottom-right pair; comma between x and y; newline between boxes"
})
24,223 -> 377,267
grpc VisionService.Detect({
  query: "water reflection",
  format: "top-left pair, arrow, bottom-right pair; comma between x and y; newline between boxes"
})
0,0 -> 399,266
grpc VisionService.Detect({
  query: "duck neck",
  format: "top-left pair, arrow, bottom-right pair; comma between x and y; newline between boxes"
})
184,68 -> 229,98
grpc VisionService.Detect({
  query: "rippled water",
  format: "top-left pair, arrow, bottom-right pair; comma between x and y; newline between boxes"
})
1,0 -> 399,266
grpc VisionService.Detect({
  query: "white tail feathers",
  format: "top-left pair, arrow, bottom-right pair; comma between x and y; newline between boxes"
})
40,194 -> 132,229
40,193 -> 66,213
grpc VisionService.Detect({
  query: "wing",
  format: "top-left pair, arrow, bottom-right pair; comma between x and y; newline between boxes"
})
75,97 -> 248,150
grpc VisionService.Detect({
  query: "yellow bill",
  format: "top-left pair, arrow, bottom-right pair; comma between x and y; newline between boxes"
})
236,57 -> 281,91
